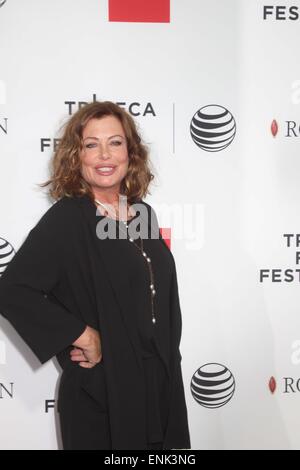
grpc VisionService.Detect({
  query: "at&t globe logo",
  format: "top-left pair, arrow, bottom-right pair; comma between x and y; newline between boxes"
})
190,105 -> 236,152
0,237 -> 15,275
191,362 -> 235,408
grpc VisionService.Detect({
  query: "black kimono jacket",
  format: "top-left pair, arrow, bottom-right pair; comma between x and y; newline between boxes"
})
0,194 -> 191,450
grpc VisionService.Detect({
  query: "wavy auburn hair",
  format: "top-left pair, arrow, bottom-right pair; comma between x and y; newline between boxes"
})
40,101 -> 155,204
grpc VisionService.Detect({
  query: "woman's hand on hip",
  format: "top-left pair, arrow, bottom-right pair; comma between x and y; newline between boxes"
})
71,325 -> 102,368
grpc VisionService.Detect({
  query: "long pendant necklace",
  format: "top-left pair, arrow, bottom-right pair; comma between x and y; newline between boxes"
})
94,198 -> 157,324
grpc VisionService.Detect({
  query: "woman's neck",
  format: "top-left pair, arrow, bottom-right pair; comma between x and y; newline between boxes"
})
92,190 -> 121,206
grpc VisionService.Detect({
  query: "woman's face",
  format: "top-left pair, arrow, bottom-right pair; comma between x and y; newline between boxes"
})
80,116 -> 129,196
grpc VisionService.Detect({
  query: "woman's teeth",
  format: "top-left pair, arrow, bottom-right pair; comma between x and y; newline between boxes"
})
96,167 -> 116,175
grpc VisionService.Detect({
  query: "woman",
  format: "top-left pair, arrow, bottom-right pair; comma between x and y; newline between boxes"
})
0,101 -> 191,450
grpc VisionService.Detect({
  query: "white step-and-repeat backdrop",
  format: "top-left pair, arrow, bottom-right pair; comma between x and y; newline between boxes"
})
1,0 -> 300,450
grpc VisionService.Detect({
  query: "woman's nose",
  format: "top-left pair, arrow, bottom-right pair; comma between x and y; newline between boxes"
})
96,143 -> 111,159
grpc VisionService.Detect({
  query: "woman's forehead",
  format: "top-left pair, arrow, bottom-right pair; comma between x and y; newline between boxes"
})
83,116 -> 125,135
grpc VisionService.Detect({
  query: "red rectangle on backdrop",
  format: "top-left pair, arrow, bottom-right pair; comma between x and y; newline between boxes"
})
160,228 -> 171,250
109,0 -> 170,23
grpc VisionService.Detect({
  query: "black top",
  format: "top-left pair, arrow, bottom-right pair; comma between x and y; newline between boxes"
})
0,195 -> 191,449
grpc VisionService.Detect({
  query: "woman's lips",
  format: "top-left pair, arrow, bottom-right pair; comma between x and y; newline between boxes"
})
95,166 -> 116,176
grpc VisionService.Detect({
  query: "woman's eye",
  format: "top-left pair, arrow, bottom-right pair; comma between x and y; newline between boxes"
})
111,141 -> 122,146
86,143 -> 96,148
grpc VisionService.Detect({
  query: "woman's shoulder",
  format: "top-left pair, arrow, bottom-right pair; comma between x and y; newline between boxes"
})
33,195 -> 83,232
132,199 -> 157,216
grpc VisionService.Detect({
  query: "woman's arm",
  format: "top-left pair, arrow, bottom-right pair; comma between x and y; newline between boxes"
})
0,203 -> 87,364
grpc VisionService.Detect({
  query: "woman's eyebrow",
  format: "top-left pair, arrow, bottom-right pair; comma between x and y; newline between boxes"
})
83,134 -> 125,141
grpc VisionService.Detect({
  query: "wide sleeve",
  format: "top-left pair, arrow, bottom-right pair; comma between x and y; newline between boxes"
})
0,203 -> 86,364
